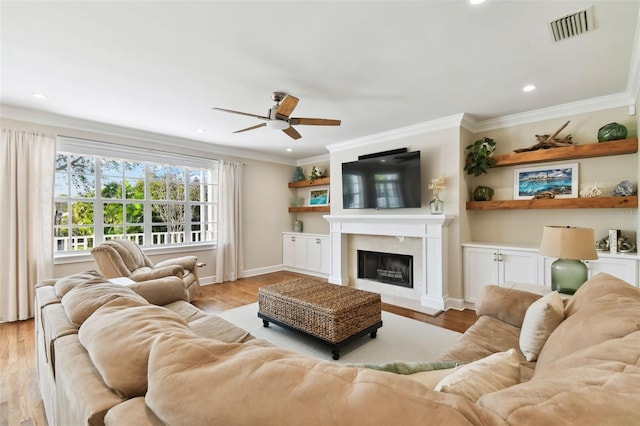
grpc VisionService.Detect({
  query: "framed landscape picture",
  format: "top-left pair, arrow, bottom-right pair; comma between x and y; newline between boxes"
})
513,163 -> 578,200
309,188 -> 330,206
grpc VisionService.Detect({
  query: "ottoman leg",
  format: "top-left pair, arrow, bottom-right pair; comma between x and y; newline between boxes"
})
262,319 -> 270,327
332,350 -> 340,360
370,331 -> 377,338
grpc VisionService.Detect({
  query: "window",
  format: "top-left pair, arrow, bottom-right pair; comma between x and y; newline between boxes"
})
53,139 -> 218,254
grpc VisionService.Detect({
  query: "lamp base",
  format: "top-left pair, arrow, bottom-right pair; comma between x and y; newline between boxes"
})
551,258 -> 589,295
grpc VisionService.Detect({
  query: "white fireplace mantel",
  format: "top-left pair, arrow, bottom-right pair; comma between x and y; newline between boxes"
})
324,214 -> 453,311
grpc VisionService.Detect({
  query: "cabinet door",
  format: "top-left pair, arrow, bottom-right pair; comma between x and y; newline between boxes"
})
282,234 -> 296,267
463,247 -> 499,303
318,237 -> 330,274
306,237 -> 321,272
499,249 -> 538,285
585,258 -> 638,287
283,234 -> 306,268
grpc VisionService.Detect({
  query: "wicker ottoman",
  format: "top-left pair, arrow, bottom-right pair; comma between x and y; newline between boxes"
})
258,278 -> 383,360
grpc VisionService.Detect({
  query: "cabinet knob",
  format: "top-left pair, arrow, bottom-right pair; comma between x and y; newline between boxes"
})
316,238 -> 321,244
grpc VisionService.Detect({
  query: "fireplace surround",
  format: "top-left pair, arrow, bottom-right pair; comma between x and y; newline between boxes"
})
324,214 -> 452,312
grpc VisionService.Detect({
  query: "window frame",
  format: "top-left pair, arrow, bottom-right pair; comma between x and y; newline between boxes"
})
54,137 -> 218,260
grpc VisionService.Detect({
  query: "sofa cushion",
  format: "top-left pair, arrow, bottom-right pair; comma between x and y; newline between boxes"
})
125,276 -> 188,305
478,331 -> 640,425
435,349 -> 521,402
61,281 -> 148,325
519,291 -> 564,361
188,315 -> 254,343
536,273 -> 640,372
437,315 -> 536,382
145,333 -> 505,426
78,302 -> 192,398
475,285 -> 542,328
54,270 -> 104,298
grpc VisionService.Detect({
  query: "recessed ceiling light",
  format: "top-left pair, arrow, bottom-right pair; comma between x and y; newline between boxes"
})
286,148 -> 293,152
522,84 -> 536,92
197,128 -> 206,134
470,0 -> 486,4
32,92 -> 48,99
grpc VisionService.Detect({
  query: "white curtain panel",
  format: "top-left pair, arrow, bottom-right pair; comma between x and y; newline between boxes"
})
215,160 -> 244,283
0,128 -> 56,321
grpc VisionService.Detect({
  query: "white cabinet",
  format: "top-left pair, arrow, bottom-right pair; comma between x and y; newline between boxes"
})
540,253 -> 639,287
283,233 -> 330,277
463,244 -> 539,303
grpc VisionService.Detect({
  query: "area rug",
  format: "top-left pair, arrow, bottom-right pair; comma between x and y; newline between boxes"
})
217,303 -> 461,364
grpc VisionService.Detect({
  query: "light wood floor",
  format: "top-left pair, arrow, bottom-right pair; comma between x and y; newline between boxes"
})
0,271 -> 477,425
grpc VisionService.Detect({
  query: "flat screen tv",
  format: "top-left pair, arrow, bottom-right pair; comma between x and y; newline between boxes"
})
342,150 -> 421,209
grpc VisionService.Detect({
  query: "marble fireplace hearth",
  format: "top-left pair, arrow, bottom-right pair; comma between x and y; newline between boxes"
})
324,215 -> 452,315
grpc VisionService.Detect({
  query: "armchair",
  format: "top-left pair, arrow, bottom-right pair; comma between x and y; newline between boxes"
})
91,239 -> 201,301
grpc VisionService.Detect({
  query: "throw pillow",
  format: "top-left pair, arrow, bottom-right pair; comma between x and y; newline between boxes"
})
519,291 -> 565,361
434,348 -> 520,402
78,303 -> 193,398
346,360 -> 461,374
406,368 -> 459,388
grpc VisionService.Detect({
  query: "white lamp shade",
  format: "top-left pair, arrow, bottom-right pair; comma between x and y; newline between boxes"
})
539,226 -> 598,260
266,119 -> 290,130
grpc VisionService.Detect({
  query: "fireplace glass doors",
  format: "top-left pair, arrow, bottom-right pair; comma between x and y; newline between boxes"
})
357,250 -> 413,288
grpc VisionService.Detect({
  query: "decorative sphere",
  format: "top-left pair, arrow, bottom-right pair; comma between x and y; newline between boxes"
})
598,122 -> 627,142
472,186 -> 494,201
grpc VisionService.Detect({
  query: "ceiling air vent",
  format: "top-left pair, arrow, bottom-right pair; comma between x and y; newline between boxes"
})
548,7 -> 594,42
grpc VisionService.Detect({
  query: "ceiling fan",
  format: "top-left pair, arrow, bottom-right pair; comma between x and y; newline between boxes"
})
213,92 -> 341,140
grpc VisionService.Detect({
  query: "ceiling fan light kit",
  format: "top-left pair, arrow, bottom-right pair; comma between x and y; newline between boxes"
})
213,92 -> 341,140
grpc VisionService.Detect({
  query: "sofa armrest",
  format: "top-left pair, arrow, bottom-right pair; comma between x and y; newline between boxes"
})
130,265 -> 183,281
475,285 -> 542,328
154,256 -> 198,272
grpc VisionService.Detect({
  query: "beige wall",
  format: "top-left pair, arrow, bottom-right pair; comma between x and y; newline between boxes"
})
1,117 -> 294,281
465,107 -> 638,247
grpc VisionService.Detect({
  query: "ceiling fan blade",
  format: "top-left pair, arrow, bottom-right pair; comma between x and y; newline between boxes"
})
212,107 -> 268,120
283,126 -> 302,140
233,123 -> 267,134
290,117 -> 341,126
276,95 -> 299,119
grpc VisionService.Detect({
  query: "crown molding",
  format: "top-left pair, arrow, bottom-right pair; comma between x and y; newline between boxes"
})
472,92 -> 634,132
297,153 -> 330,166
326,113 -> 465,153
0,104 -> 297,166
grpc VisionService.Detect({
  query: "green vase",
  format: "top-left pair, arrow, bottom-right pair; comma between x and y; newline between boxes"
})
597,122 -> 627,142
472,186 -> 494,201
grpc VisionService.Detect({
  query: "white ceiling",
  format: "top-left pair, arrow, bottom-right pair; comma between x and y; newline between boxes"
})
1,1 -> 639,162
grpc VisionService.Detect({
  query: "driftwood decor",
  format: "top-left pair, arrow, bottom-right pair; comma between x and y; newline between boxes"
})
514,121 -> 575,153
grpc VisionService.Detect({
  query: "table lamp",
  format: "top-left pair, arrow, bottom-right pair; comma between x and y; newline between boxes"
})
539,226 -> 598,295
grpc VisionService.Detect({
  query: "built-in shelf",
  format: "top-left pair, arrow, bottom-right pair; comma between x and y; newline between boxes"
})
467,138 -> 638,210
491,138 -> 637,168
288,177 -> 330,212
467,196 -> 638,210
288,206 -> 331,213
288,177 -> 330,188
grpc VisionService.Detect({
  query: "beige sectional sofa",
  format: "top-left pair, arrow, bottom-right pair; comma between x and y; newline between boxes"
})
36,271 -> 640,425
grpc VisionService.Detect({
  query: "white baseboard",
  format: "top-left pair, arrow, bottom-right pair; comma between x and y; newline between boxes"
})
444,296 -> 467,311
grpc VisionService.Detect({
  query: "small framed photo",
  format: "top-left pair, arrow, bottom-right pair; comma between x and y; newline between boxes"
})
513,163 -> 578,200
309,188 -> 330,206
